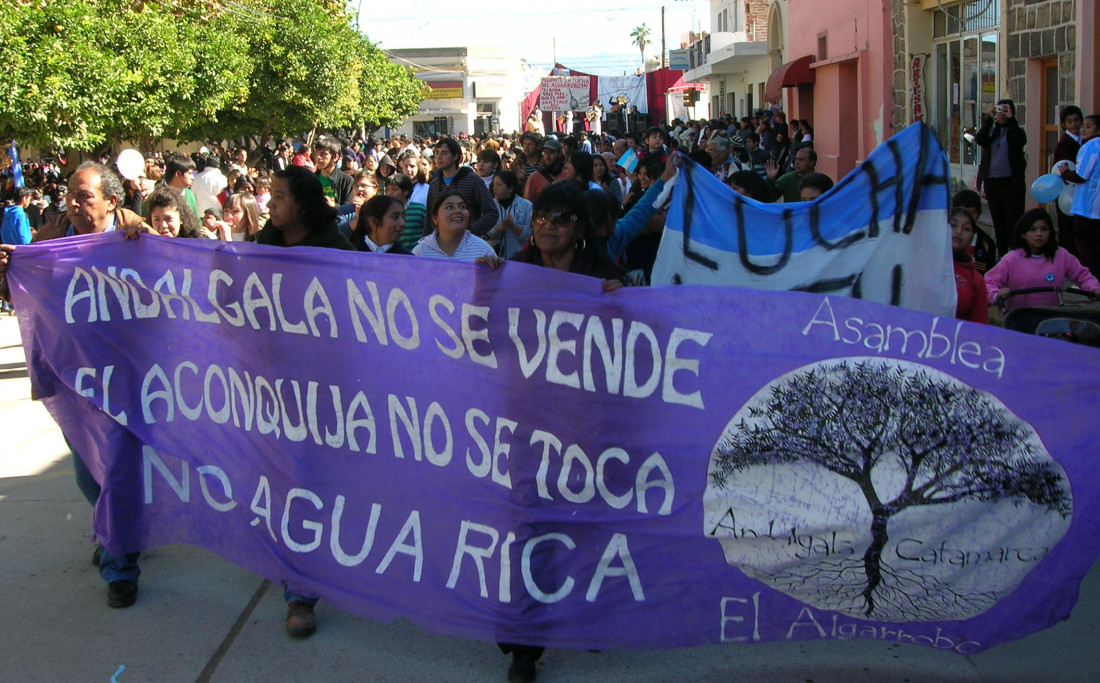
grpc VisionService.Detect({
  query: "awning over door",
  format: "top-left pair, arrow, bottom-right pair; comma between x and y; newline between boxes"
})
665,82 -> 706,92
764,55 -> 815,102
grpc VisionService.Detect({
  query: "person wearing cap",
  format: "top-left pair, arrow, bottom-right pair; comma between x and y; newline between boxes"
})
524,137 -> 568,204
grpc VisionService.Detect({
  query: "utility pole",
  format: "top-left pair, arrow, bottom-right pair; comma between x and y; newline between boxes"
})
661,6 -> 667,68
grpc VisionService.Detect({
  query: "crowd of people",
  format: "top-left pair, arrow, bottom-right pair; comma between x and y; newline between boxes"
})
1,100 -> 1100,681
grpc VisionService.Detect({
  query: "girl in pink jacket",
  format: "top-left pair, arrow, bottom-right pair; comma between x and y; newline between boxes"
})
986,208 -> 1100,310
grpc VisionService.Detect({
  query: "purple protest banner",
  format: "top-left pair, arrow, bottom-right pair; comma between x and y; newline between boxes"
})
7,232 -> 1100,653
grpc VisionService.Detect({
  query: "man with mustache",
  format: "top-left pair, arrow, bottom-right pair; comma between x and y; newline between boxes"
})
0,162 -> 152,608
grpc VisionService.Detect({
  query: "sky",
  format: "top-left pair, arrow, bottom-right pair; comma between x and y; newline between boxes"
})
355,1 -> 711,76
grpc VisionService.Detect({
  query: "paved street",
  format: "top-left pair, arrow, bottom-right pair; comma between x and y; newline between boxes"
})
1,312 -> 1097,682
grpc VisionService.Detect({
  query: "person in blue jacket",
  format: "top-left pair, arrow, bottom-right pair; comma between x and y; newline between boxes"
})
1,187 -> 34,246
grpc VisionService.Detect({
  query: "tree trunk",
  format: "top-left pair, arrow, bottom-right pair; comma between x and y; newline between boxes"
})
860,505 -> 890,617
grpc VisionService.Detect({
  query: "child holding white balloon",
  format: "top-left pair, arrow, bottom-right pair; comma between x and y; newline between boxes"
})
1053,106 -> 1084,256
1059,115 -> 1100,274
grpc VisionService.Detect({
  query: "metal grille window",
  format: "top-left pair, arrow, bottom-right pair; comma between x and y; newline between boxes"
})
933,0 -> 1000,38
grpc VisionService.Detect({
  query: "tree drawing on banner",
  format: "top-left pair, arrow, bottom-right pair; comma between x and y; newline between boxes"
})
703,358 -> 1072,622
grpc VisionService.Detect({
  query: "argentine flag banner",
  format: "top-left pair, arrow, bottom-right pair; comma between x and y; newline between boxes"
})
652,123 -> 955,317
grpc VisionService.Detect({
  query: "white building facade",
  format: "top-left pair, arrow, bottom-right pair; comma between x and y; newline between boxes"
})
680,0 -> 775,120
383,47 -> 542,137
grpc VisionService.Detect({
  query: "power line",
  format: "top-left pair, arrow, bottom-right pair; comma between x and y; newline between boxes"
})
365,3 -> 709,22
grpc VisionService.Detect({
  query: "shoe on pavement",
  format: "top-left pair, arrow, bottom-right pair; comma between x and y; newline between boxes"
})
107,580 -> 138,608
286,601 -> 317,638
91,546 -> 102,567
507,651 -> 537,682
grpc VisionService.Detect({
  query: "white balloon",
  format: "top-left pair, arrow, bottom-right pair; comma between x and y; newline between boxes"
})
1059,187 -> 1075,215
1055,160 -> 1077,215
1051,160 -> 1076,175
115,149 -> 145,180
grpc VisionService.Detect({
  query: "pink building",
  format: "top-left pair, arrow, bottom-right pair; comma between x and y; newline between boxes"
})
772,0 -> 894,181
768,0 -> 1099,201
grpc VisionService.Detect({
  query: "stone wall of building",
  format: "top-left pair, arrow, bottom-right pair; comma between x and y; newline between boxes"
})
1006,0 -> 1076,124
745,0 -> 770,42
891,0 -> 909,133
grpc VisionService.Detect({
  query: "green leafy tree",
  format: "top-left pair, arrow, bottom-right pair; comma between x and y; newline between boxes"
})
0,0 -> 424,152
0,0 -> 247,151
196,0 -> 363,142
355,42 -> 428,130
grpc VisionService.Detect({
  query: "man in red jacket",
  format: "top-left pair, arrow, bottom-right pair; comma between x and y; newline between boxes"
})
523,137 -> 568,204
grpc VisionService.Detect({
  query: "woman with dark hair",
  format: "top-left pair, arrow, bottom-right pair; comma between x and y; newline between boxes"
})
413,189 -> 496,260
772,131 -> 791,174
234,176 -> 255,197
621,154 -> 666,214
799,120 -> 814,145
563,151 -> 601,191
949,207 -> 989,323
351,195 -> 411,254
481,180 -> 624,681
951,188 -> 997,273
976,98 -> 1028,257
255,165 -> 355,250
789,119 -> 804,153
251,165 -> 353,640
217,168 -> 242,208
592,153 -> 623,206
512,178 -> 625,283
607,154 -> 682,283
337,171 -> 379,237
985,207 -> 1099,311
486,169 -> 532,258
146,186 -> 201,238
726,170 -> 770,202
123,176 -> 145,216
1053,106 -> 1084,256
584,187 -> 622,242
384,173 -> 426,251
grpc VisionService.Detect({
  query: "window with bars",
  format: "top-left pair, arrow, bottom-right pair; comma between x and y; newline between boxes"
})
933,0 -> 1000,38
